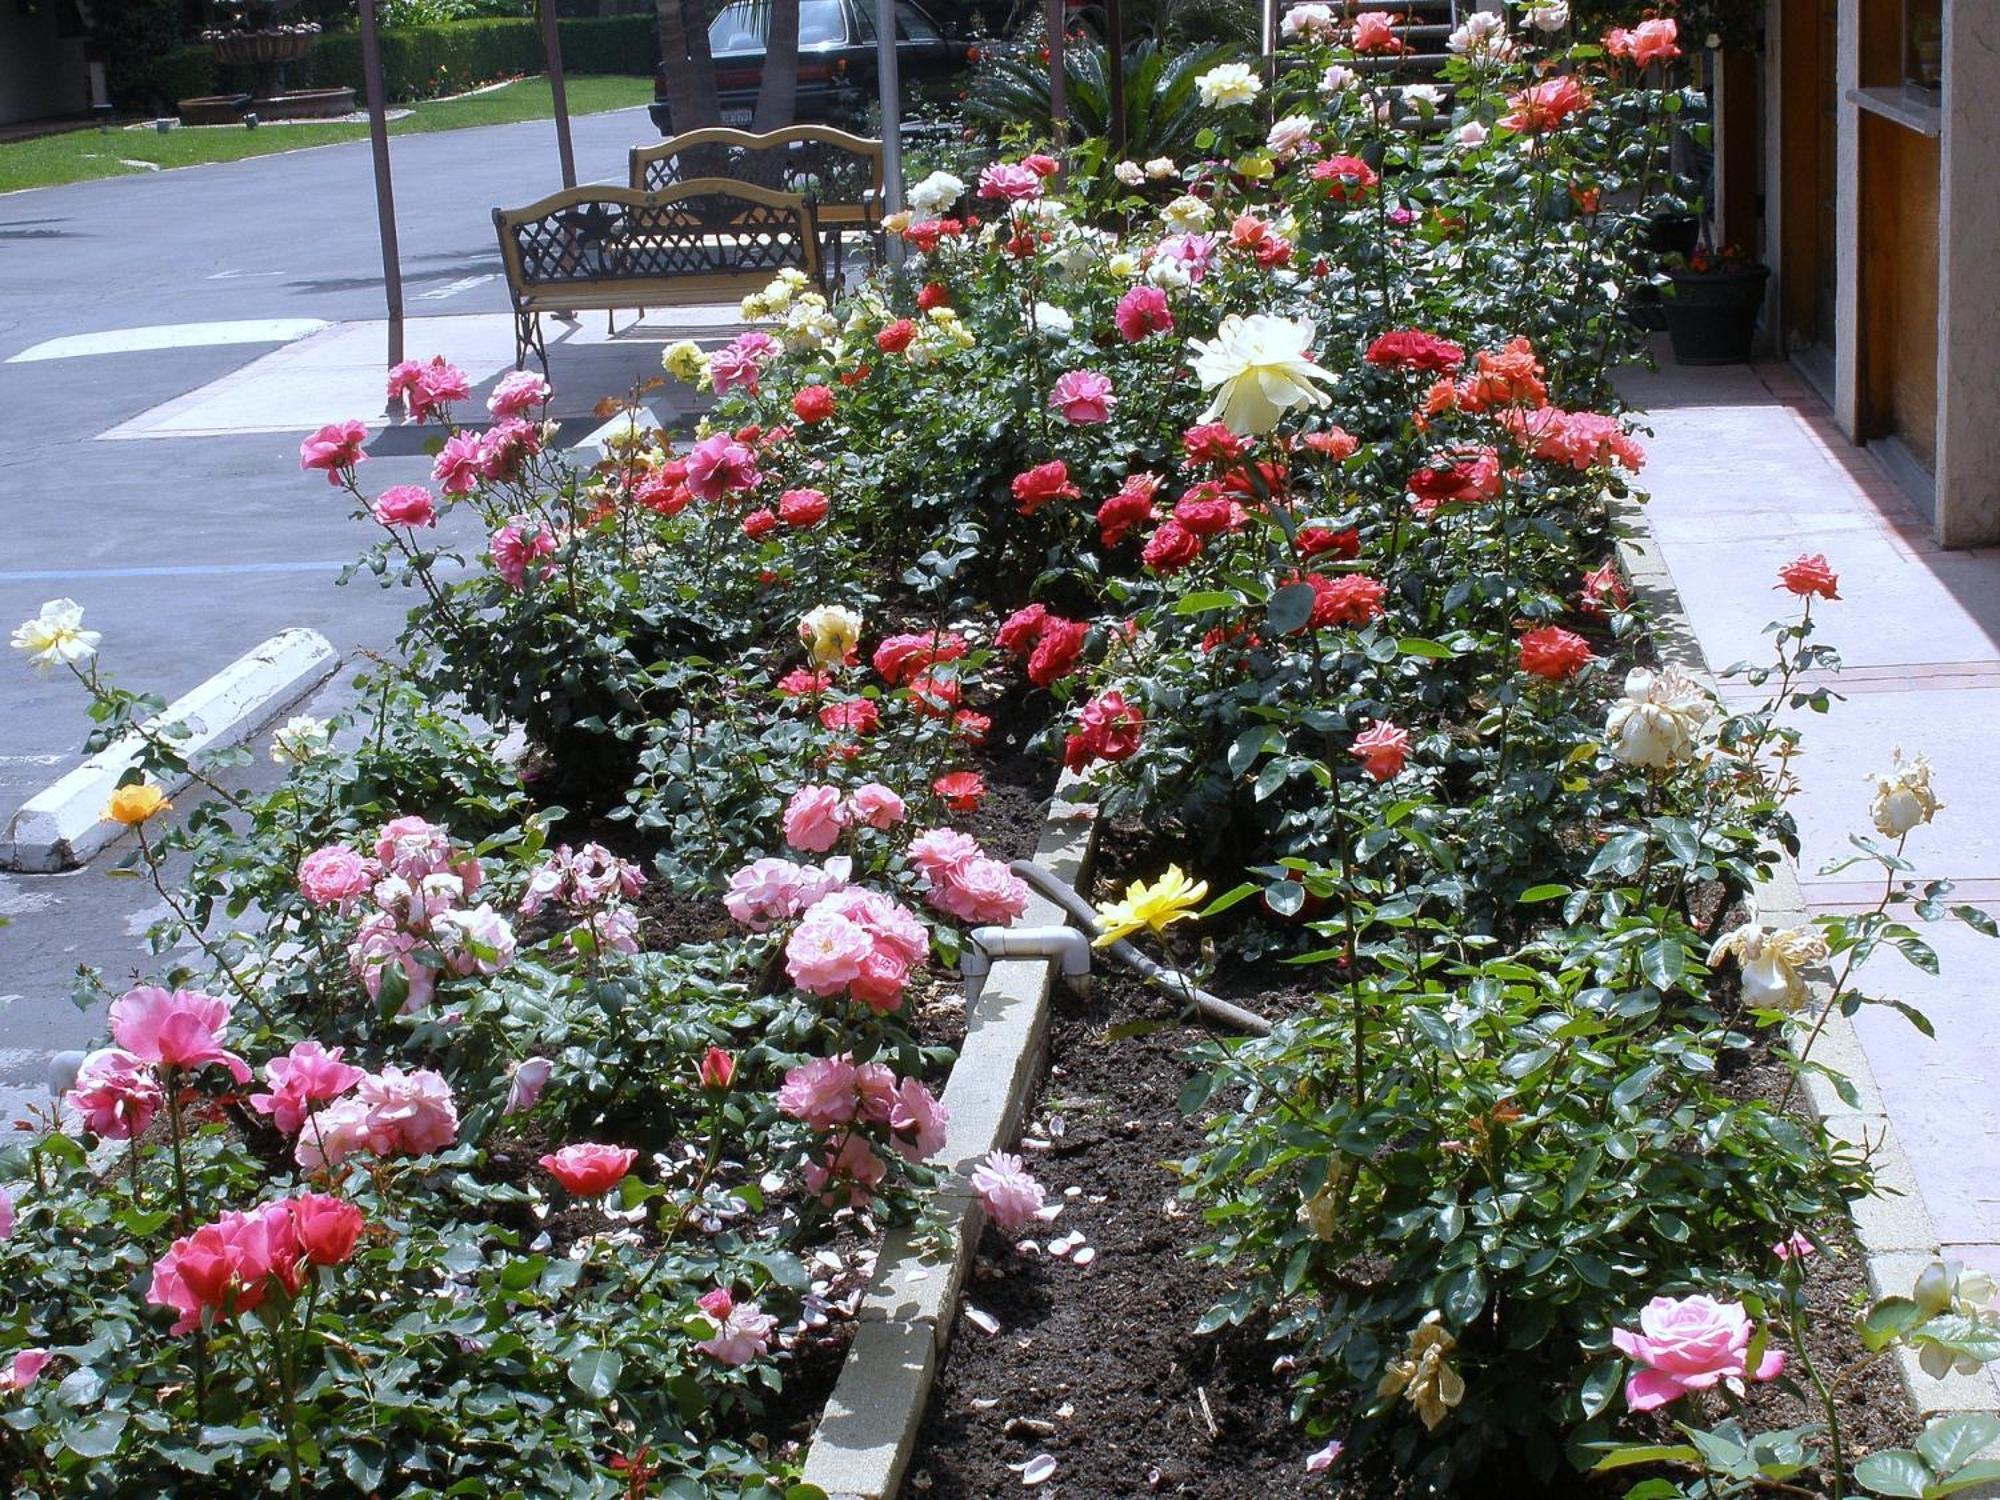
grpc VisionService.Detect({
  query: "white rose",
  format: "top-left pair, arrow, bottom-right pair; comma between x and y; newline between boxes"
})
1113,160 -> 1145,186
270,714 -> 331,766
1195,62 -> 1262,108
1523,1 -> 1569,32
906,169 -> 965,218
1143,156 -> 1178,180
1319,63 -> 1358,94
1867,748 -> 1943,838
1604,666 -> 1712,769
1707,922 -> 1828,1010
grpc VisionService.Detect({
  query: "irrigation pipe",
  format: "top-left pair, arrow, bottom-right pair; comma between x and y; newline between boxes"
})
1005,860 -> 1274,1037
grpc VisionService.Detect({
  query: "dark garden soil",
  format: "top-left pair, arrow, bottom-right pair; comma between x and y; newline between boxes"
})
907,965 -> 1317,1499
903,817 -> 1919,1500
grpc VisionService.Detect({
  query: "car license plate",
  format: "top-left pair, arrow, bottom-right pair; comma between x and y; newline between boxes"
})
721,108 -> 754,126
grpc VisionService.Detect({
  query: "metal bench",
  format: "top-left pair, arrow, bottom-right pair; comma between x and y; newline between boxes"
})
491,180 -> 821,371
630,125 -> 884,283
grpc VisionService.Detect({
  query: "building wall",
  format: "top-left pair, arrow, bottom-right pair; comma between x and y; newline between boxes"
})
0,8 -> 90,126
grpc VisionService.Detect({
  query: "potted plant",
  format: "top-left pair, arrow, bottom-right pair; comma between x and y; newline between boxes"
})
1662,242 -> 1771,365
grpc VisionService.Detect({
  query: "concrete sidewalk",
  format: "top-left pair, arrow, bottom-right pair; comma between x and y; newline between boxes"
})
1623,358 -> 2000,1277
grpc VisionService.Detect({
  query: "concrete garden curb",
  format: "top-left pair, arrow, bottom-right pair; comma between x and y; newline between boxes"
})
800,775 -> 1099,1500
1,628 -> 338,874
1612,494 -> 2000,1422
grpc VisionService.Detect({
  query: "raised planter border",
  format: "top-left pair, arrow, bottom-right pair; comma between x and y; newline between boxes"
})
1612,493 -> 2000,1421
799,773 -> 1098,1500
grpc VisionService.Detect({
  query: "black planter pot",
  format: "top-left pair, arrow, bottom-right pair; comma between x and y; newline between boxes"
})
1663,264 -> 1772,365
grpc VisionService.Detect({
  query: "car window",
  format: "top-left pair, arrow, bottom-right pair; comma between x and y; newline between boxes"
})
895,1 -> 941,40
710,0 -> 850,50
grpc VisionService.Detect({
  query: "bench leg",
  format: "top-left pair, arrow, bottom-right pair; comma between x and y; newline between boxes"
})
513,310 -> 548,374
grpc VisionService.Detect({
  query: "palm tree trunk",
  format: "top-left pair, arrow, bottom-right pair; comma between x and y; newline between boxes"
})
654,0 -> 722,133
751,0 -> 802,130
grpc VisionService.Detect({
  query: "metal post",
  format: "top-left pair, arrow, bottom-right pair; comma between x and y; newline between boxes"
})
540,0 -> 577,189
358,0 -> 405,375
1045,0 -> 1066,150
1259,0 -> 1276,99
874,0 -> 905,269
1105,0 -> 1125,157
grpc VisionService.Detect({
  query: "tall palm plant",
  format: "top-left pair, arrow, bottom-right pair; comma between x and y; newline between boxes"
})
654,0 -> 722,133
964,37 -> 1235,163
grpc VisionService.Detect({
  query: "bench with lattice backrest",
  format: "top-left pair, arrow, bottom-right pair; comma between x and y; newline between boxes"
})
630,125 -> 884,280
492,180 -> 820,371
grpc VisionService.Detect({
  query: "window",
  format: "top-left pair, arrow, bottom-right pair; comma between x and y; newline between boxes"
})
710,0 -> 852,52
895,2 -> 941,42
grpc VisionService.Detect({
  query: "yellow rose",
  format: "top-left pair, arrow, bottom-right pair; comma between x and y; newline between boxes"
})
106,782 -> 170,826
798,605 -> 863,668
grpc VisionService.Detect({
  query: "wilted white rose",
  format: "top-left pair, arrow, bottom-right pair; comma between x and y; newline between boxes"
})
1523,1 -> 1569,32
270,714 -> 332,766
1143,156 -> 1178,180
1912,1261 -> 2000,1377
1706,922 -> 1828,1010
1267,114 -> 1317,159
1455,121 -> 1490,149
1280,1 -> 1336,40
1113,159 -> 1146,186
1319,63 -> 1359,94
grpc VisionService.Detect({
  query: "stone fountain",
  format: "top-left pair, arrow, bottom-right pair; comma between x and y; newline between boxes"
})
177,0 -> 357,126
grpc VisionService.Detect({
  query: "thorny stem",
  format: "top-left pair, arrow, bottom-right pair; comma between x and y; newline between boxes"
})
69,661 -> 243,810
136,824 -> 280,1034
1777,835 -> 1905,1112
164,1073 -> 210,1417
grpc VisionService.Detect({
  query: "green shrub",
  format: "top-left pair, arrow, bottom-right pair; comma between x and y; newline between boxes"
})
119,15 -> 656,110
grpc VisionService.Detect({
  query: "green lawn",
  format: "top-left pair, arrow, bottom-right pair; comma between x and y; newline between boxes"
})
0,75 -> 654,195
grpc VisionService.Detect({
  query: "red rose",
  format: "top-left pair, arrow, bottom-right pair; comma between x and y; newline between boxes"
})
1297,526 -> 1360,559
792,385 -> 836,424
952,709 -> 991,744
1518,625 -> 1594,680
742,508 -> 778,539
1142,520 -> 1202,574
1297,572 -> 1386,630
1301,427 -> 1359,461
1351,720 -> 1410,781
1062,690 -> 1145,771
539,1142 -> 638,1196
1777,553 -> 1839,600
1181,422 -> 1247,466
1310,154 -> 1380,202
837,364 -> 872,387
1097,474 -> 1161,547
876,319 -> 917,354
1172,485 -> 1241,538
1579,560 -> 1629,616
699,1046 -> 735,1090
1010,460 -> 1081,516
1026,616 -> 1088,687
915,281 -> 951,311
932,770 -> 986,812
290,1193 -> 365,1267
779,487 -> 829,528
995,603 -> 1050,655
872,630 -> 965,684
777,667 -> 831,698
906,670 -> 962,717
818,699 -> 881,735
1365,329 -> 1465,374
1408,448 -> 1503,513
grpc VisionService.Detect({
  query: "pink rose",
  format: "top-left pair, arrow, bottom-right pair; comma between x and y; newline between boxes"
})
477,416 -> 541,482
298,843 -> 376,910
0,1186 -> 10,1240
148,1201 -> 300,1333
66,1048 -> 162,1140
1154,231 -> 1218,284
290,1192 -> 365,1267
432,430 -> 485,495
777,1054 -> 863,1129
490,520 -> 557,589
685,432 -> 761,501
370,484 -> 437,528
785,907 -> 875,995
976,162 -> 1044,201
299,420 -> 368,483
360,1066 -> 459,1157
250,1041 -> 365,1135
487,369 -> 551,419
1050,369 -> 1116,425
696,1287 -> 779,1366
847,783 -> 907,831
373,816 -> 454,881
1114,284 -> 1175,343
1612,1295 -> 1786,1412
0,1350 -> 50,1393
908,827 -> 981,885
506,1056 -> 554,1115
971,1149 -> 1045,1231
387,356 -> 470,422
928,856 -> 1030,926
783,784 -> 851,854
889,1076 -> 949,1161
109,985 -> 250,1083
805,1132 -> 887,1206
724,856 -> 846,929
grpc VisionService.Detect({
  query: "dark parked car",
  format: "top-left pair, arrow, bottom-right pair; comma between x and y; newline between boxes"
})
650,0 -> 969,133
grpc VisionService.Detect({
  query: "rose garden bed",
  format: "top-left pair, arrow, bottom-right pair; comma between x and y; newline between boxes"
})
4,6 -> 1998,1499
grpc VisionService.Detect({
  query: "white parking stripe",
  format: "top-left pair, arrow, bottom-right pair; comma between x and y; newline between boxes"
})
7,319 -> 329,363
